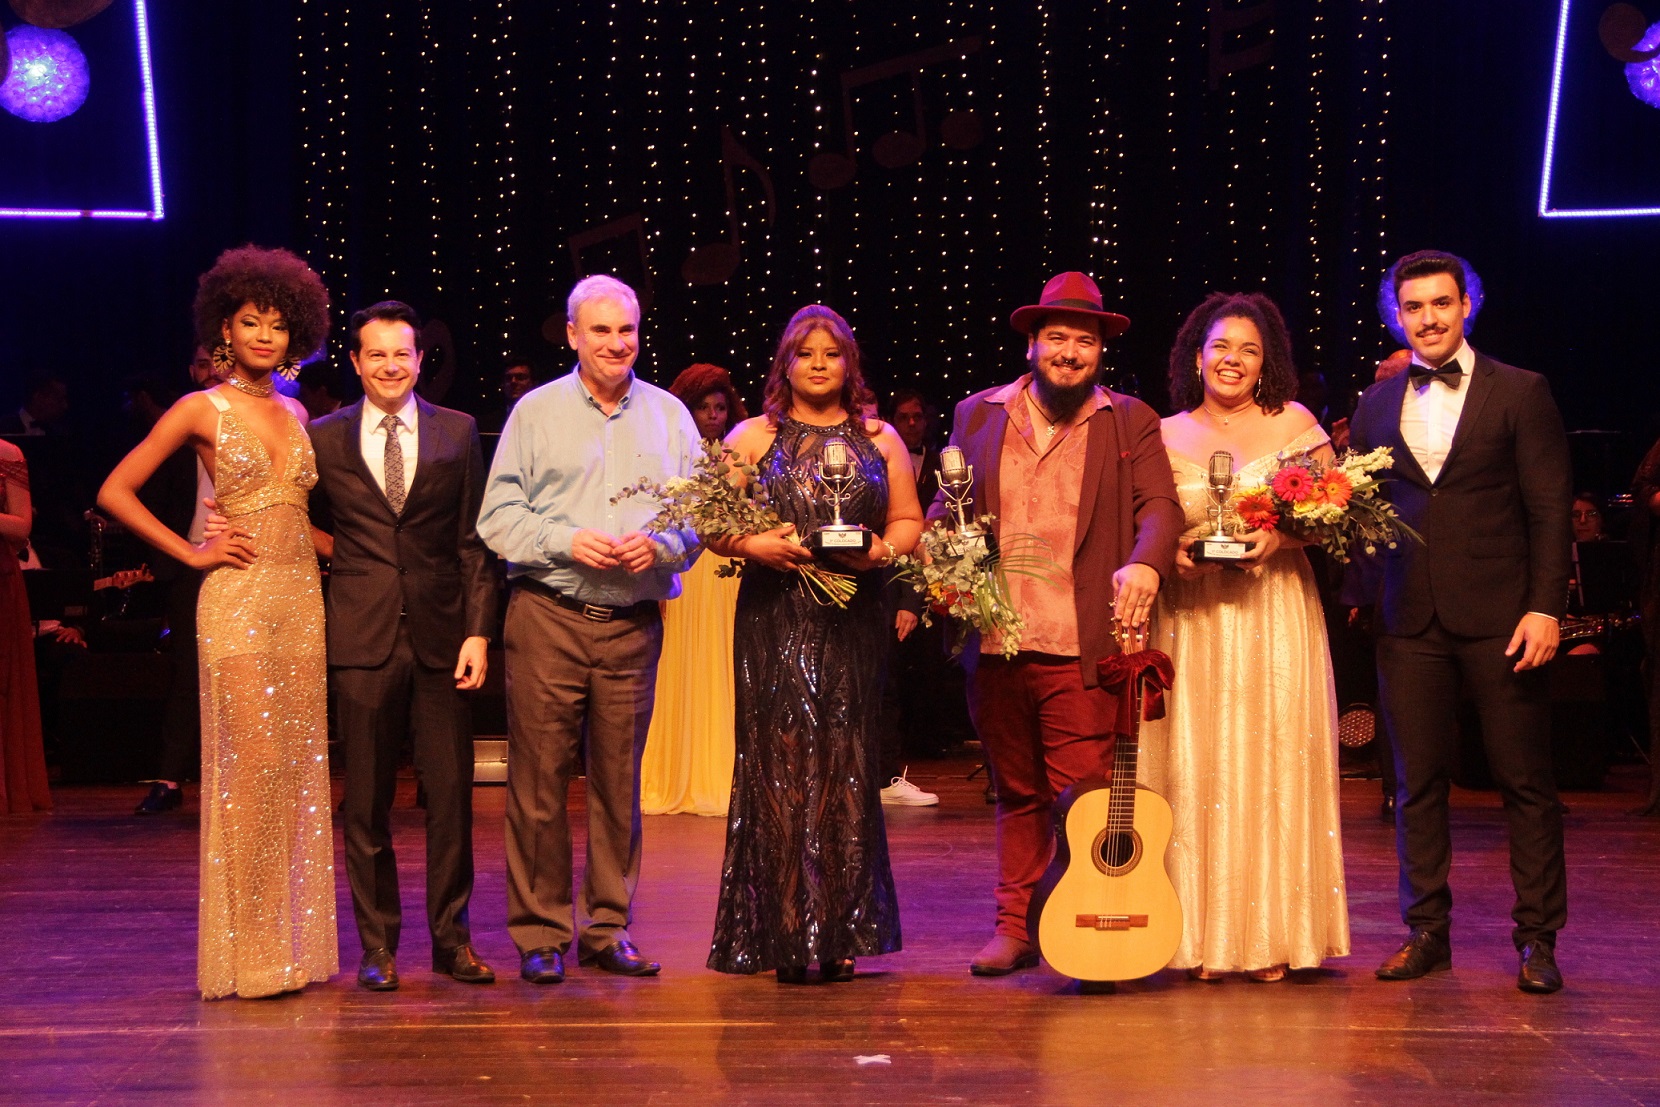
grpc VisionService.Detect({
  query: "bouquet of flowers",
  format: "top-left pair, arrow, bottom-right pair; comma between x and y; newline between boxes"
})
1229,446 -> 1421,562
889,517 -> 1061,657
612,439 -> 859,606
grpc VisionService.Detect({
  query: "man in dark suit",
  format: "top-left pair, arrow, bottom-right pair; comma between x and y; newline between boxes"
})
932,272 -> 1183,976
309,301 -> 497,991
1348,251 -> 1571,994
879,389 -> 963,805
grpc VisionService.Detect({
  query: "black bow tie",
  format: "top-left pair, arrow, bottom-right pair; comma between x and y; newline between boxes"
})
1408,361 -> 1464,389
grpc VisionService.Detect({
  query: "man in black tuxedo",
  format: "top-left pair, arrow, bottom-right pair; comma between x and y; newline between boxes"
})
309,301 -> 497,991
1348,251 -> 1571,994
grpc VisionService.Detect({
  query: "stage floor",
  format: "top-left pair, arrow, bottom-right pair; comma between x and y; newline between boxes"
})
2,757 -> 1657,1106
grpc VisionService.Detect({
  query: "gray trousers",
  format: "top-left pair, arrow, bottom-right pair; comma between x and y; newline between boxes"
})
503,587 -> 663,956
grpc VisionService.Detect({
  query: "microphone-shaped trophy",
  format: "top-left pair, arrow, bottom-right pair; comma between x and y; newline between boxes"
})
811,436 -> 873,554
937,445 -> 998,563
1192,450 -> 1248,564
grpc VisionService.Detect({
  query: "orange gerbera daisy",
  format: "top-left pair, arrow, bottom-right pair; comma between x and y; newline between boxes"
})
1318,470 -> 1353,508
1235,489 -> 1280,532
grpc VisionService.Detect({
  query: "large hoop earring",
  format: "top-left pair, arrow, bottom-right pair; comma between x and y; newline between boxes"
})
211,341 -> 236,374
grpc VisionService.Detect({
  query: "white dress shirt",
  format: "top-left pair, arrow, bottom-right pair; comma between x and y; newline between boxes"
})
360,394 -> 419,496
1399,339 -> 1473,484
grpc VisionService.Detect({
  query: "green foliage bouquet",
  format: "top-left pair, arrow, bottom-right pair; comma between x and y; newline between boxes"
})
613,439 -> 858,607
889,516 -> 1061,657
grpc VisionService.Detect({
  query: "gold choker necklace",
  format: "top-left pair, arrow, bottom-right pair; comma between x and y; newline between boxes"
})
225,373 -> 275,398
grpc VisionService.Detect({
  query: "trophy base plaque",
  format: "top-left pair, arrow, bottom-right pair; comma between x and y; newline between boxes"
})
811,524 -> 872,554
1192,536 -> 1250,564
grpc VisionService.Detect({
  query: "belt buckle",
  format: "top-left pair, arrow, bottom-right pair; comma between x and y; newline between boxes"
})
581,602 -> 615,622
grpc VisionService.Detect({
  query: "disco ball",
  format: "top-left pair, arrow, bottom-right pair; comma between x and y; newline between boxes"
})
1624,22 -> 1660,109
0,25 -> 91,123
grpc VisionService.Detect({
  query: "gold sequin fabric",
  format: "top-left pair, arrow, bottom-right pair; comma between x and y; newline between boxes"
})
195,405 -> 337,999
1138,424 -> 1350,972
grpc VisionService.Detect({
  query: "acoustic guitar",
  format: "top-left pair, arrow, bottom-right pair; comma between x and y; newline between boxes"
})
1028,637 -> 1182,982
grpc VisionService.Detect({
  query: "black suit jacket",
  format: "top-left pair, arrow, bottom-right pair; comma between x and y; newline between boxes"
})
1346,350 -> 1571,639
309,397 -> 495,669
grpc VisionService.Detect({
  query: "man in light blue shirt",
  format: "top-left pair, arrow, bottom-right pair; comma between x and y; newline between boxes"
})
478,274 -> 699,984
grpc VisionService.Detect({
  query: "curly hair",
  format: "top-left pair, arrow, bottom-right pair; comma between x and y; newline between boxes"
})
1167,292 -> 1297,416
669,362 -> 747,435
193,245 -> 331,362
760,305 -> 875,435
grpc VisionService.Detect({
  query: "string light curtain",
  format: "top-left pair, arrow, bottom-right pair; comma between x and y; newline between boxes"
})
294,0 -> 1391,416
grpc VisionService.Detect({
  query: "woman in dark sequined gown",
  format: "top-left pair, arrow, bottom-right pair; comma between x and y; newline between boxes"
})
706,305 -> 922,983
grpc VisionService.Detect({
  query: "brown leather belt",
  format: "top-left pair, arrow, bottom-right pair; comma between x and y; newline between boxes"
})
512,576 -> 656,622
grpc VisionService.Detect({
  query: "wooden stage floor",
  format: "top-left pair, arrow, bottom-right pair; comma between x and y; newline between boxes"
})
2,757 -> 1657,1106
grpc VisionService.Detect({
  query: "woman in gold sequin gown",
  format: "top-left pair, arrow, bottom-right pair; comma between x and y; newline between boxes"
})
99,247 -> 338,999
1138,293 -> 1349,982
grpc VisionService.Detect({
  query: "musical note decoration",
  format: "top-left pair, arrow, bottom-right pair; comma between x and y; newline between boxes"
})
416,318 -> 454,403
1600,3 -> 1660,63
561,211 -> 654,319
1207,0 -> 1276,88
682,126 -> 778,287
808,37 -> 985,192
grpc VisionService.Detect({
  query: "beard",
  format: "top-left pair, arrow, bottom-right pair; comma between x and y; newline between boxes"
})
1028,351 -> 1101,422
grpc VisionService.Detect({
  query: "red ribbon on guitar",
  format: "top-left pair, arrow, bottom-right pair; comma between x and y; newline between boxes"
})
1097,649 -> 1174,736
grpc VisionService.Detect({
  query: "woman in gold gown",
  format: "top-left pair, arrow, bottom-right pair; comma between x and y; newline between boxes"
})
99,247 -> 337,999
1139,292 -> 1350,982
640,364 -> 748,816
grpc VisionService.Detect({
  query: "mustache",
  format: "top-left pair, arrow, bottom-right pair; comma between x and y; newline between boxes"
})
1416,325 -> 1447,336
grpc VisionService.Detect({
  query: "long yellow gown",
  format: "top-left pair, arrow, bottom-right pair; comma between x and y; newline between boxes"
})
196,391 -> 337,998
640,553 -> 739,816
1139,424 -> 1350,972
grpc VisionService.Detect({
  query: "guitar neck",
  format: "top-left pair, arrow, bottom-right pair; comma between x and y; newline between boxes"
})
1107,671 -> 1141,830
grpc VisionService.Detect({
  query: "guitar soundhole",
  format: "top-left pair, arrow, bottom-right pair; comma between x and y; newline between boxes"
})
1091,828 -> 1142,877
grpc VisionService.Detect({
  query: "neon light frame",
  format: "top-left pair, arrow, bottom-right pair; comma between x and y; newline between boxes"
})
1540,0 -> 1660,217
0,0 -> 165,221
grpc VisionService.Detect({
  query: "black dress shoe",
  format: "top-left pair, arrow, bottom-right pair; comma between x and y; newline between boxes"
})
580,939 -> 661,977
1379,795 -> 1396,824
1375,930 -> 1451,980
357,947 -> 399,991
821,958 -> 855,983
775,965 -> 809,984
434,944 -> 496,984
519,947 -> 565,984
1517,942 -> 1563,994
134,782 -> 182,815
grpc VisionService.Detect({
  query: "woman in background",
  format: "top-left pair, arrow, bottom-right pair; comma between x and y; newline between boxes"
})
640,364 -> 748,816
0,440 -> 51,814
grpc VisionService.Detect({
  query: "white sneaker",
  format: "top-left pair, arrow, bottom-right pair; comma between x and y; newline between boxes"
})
880,769 -> 939,807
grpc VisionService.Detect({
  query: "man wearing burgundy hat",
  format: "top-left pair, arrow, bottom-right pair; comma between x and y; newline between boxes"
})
933,271 -> 1183,976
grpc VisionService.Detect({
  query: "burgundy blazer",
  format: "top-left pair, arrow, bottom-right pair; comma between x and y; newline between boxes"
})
931,379 -> 1183,688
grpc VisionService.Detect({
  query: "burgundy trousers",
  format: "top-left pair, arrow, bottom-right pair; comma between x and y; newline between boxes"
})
967,652 -> 1117,940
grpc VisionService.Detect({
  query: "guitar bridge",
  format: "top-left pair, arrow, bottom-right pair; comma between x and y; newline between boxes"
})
1075,914 -> 1149,931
